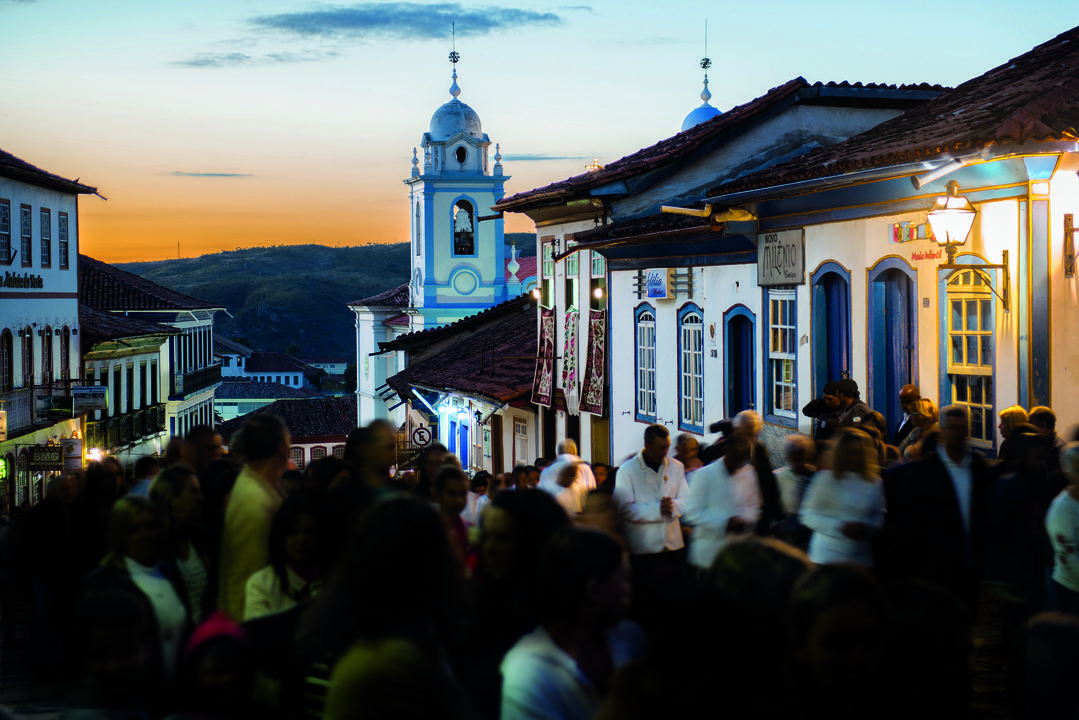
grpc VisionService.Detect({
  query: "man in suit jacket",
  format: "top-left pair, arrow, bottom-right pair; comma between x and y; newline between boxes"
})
892,384 -> 921,446
881,404 -> 992,620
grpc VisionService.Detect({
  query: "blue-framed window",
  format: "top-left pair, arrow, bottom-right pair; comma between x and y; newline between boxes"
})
943,267 -> 995,448
678,303 -> 704,433
634,303 -> 657,422
764,288 -> 797,424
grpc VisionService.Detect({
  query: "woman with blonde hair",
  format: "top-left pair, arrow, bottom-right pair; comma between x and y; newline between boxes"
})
799,428 -> 885,568
897,398 -> 939,459
998,405 -> 1029,461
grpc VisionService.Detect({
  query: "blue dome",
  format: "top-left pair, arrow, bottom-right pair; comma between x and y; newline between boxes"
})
681,103 -> 720,132
430,98 -> 483,141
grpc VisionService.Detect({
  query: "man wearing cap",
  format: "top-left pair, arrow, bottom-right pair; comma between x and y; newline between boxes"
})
893,385 -> 922,446
836,379 -> 873,429
802,381 -> 843,440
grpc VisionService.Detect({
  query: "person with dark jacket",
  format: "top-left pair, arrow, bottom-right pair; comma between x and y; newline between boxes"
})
880,405 -> 993,621
836,378 -> 873,430
802,381 -> 843,441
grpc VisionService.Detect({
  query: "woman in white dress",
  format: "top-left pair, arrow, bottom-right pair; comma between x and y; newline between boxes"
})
800,428 -> 885,568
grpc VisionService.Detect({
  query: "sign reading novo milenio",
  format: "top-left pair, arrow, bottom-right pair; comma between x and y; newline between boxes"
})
757,229 -> 805,286
3,272 -> 45,289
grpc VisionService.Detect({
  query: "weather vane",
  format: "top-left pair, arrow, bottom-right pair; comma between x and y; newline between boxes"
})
700,20 -> 711,71
449,22 -> 459,64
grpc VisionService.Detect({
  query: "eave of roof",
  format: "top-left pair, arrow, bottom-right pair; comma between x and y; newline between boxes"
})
378,293 -> 537,354
495,79 -> 946,213
79,304 -> 180,342
348,283 -> 410,308
0,148 -> 98,195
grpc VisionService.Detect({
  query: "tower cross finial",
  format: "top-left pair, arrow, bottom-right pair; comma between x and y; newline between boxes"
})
449,22 -> 459,64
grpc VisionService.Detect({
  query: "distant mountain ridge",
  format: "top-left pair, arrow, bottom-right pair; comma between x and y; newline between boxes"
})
115,235 -> 535,360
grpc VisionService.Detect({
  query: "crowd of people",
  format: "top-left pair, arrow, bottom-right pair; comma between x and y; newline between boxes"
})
0,388 -> 1076,719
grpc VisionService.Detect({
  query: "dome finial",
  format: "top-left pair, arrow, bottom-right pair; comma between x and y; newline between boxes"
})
680,20 -> 720,131
448,22 -> 461,98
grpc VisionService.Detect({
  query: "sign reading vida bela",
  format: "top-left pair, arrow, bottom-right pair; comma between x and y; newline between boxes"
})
645,268 -> 671,299
757,229 -> 805,286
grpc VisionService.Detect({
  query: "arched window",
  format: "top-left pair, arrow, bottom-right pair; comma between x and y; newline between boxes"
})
0,330 -> 12,392
634,304 -> 657,422
21,327 -> 32,388
41,327 -> 53,385
332,445 -> 345,459
452,200 -> 474,255
311,446 -> 327,462
678,304 -> 704,433
289,447 -> 305,470
60,326 -> 71,381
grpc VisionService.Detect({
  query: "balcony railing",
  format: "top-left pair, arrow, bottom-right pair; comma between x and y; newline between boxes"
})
84,404 -> 167,452
171,363 -> 222,399
0,379 -> 83,436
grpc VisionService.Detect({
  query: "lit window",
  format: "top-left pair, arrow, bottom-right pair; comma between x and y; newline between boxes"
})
289,447 -> 305,469
311,446 -> 327,461
591,250 -> 606,277
946,269 -> 995,446
679,304 -> 704,432
768,289 -> 797,419
566,238 -> 578,277
635,304 -> 657,422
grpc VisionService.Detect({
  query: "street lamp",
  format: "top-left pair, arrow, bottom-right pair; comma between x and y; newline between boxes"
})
928,180 -> 976,265
929,180 -> 1010,312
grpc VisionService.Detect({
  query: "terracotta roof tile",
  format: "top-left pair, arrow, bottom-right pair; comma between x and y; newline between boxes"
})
217,396 -> 356,442
244,352 -> 317,375
379,293 -> 537,353
573,213 -> 713,246
79,255 -> 223,311
709,27 -> 1079,198
505,255 -> 538,281
79,304 -> 180,342
215,381 -> 318,400
387,304 -> 537,404
348,282 -> 410,308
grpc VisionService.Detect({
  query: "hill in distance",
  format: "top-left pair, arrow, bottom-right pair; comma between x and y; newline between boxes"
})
116,234 -> 536,360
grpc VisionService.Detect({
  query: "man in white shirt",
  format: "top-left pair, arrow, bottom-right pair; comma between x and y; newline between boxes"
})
684,434 -> 760,571
613,424 -> 690,556
539,439 -> 596,510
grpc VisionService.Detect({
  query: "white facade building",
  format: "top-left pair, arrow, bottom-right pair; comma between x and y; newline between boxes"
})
0,148 -> 96,508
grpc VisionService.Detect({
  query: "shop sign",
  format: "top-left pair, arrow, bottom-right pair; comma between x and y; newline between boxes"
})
27,445 -> 63,472
63,438 -> 82,470
757,230 -> 805,286
0,409 -> 6,442
645,268 -> 673,299
73,386 -> 109,412
3,272 -> 44,289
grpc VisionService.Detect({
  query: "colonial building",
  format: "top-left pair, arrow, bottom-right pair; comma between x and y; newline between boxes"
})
216,396 -> 356,470
214,380 -> 318,423
0,147 -> 96,509
240,351 -> 320,391
79,255 -> 224,442
215,335 -> 253,377
496,76 -> 944,462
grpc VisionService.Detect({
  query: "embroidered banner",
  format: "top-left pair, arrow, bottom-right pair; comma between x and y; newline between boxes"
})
562,309 -> 580,415
531,306 -> 556,407
579,309 -> 606,416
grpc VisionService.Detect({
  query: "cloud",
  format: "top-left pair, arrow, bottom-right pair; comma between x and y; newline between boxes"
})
172,52 -> 254,68
501,154 -> 589,162
556,5 -> 593,12
250,3 -> 563,40
169,171 -> 252,178
172,48 -> 339,68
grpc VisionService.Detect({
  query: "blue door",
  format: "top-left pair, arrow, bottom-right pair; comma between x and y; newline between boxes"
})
812,271 -> 851,395
869,267 -> 916,440
460,424 -> 469,469
724,309 -> 755,417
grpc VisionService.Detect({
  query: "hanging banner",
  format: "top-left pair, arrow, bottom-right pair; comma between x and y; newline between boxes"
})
562,309 -> 580,415
579,309 -> 606,416
531,306 -> 556,407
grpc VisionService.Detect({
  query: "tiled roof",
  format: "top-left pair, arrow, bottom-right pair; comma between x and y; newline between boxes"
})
505,255 -> 538,281
244,352 -> 317,374
348,283 -> 410,308
709,27 -> 1079,198
215,381 -> 318,400
495,79 -> 944,212
0,147 -> 97,195
79,304 -> 180,342
385,314 -> 411,327
214,336 -> 253,356
217,396 -> 357,442
387,303 -> 538,404
79,255 -> 223,311
572,213 -> 713,247
379,293 -> 537,354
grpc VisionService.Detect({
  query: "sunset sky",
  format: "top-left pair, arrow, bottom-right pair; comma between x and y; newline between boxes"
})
3,0 -> 1077,262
